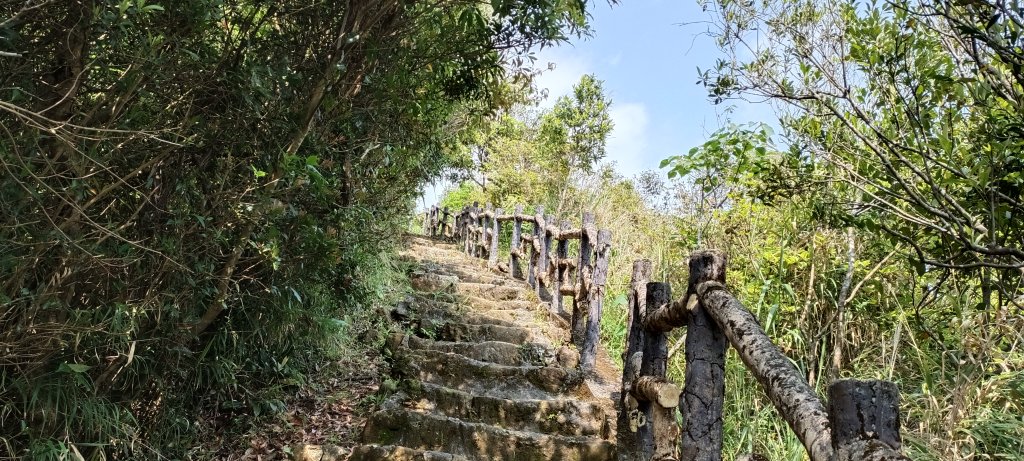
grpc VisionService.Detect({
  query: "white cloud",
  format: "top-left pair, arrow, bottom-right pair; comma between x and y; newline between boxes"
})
605,103 -> 651,176
532,48 -> 592,107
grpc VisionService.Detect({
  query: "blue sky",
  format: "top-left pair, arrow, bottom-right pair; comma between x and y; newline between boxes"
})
420,0 -> 774,207
533,0 -> 774,178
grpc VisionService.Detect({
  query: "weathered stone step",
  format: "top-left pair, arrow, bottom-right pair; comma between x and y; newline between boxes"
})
428,266 -> 511,285
390,333 -> 549,367
412,305 -> 521,328
419,295 -> 538,313
413,383 -> 615,440
418,320 -> 539,344
393,349 -> 589,400
362,407 -> 617,461
349,444 -> 468,461
454,282 -> 532,301
462,296 -> 538,312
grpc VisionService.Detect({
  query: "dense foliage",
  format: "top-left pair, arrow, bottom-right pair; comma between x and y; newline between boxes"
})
0,0 -> 593,458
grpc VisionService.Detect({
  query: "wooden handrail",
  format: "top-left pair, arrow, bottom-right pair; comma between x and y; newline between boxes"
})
614,248 -> 907,461
426,203 -> 612,374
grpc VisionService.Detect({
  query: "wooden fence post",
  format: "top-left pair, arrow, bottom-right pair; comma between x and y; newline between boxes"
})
511,205 -> 524,279
440,206 -> 450,238
618,260 -> 653,446
639,282 -> 673,459
828,380 -> 908,461
476,204 -> 490,259
696,280 -> 834,461
542,213 -> 557,302
553,220 -> 571,315
571,211 -> 595,350
681,250 -> 728,461
530,206 -> 545,293
426,206 -> 434,237
459,206 -> 468,241
466,202 -> 478,255
489,207 -> 502,268
581,229 -> 611,372
534,209 -> 551,302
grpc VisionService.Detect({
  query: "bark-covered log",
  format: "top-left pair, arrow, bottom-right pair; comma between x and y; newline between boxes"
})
618,260 -> 652,452
681,250 -> 728,461
479,203 -> 493,259
571,212 -> 595,351
488,207 -> 502,268
640,283 -> 671,379
535,212 -> 552,302
697,280 -> 833,461
622,260 -> 653,391
554,220 -> 571,315
467,202 -> 479,255
829,380 -> 908,461
510,205 -> 524,279
558,228 -> 583,240
632,376 -> 681,408
644,295 -> 693,332
639,281 -> 672,459
528,206 -> 544,290
581,229 -> 611,372
440,206 -> 450,237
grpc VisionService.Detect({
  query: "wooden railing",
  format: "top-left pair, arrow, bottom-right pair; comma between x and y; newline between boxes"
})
422,204 -> 908,461
422,202 -> 611,371
622,251 -> 909,461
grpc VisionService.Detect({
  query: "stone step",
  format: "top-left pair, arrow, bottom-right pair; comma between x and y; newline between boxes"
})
453,282 -> 532,301
361,407 -> 617,461
419,295 -> 538,313
462,296 -> 539,312
418,320 -> 539,345
349,444 -> 468,461
392,349 -> 589,401
411,305 -> 521,328
412,383 -> 615,440
390,333 -> 550,367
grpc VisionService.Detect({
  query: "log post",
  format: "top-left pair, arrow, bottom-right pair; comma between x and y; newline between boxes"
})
530,206 -> 545,293
618,260 -> 653,445
526,211 -> 537,289
427,205 -> 435,237
440,206 -> 450,238
477,203 -> 490,259
681,250 -> 728,461
696,280 -> 834,461
540,213 -> 556,303
460,206 -> 469,241
534,209 -> 551,302
511,205 -> 524,279
488,207 -> 502,268
571,211 -> 595,350
581,229 -> 611,372
466,202 -> 479,255
638,282 -> 672,459
553,220 -> 571,315
828,380 -> 908,461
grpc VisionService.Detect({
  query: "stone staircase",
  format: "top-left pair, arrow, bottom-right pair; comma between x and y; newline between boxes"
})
349,235 -> 622,461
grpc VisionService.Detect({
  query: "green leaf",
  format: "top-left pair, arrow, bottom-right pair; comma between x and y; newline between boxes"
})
60,363 -> 92,373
